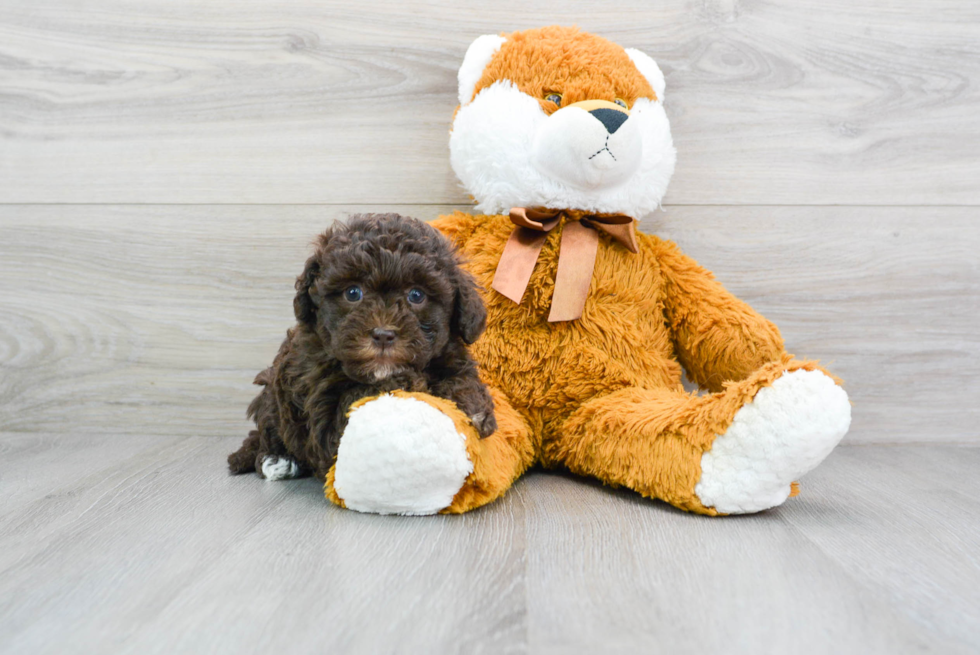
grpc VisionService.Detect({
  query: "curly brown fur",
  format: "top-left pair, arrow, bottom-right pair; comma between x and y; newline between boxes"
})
228,213 -> 496,480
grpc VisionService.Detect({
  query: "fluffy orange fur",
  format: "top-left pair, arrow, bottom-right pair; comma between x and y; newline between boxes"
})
471,26 -> 655,112
436,213 -> 834,515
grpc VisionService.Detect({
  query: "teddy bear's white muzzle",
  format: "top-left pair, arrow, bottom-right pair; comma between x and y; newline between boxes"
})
530,106 -> 643,190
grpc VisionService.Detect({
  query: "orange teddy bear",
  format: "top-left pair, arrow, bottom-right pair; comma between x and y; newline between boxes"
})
321,26 -> 851,516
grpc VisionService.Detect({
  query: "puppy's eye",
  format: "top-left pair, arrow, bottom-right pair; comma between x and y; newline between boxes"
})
614,98 -> 628,109
344,285 -> 363,302
544,93 -> 562,106
407,288 -> 426,304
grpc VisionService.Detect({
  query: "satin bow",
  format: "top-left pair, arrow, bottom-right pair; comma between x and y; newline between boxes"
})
491,207 -> 639,322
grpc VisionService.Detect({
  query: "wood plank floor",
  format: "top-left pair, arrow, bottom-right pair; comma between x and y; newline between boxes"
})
0,438 -> 977,655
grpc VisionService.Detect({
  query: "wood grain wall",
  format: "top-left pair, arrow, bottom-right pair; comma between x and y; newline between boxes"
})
1,1 -> 977,443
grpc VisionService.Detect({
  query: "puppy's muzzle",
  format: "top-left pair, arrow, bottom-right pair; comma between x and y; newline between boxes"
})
371,327 -> 396,347
370,327 -> 397,353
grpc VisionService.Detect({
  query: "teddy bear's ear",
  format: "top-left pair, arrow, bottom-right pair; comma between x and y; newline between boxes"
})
458,34 -> 506,106
625,48 -> 666,103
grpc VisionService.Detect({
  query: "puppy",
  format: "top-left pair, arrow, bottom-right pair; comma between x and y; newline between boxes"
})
227,213 -> 496,481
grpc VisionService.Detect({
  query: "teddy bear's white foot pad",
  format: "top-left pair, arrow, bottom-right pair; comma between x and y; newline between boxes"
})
333,394 -> 473,515
695,370 -> 851,514
261,455 -> 301,480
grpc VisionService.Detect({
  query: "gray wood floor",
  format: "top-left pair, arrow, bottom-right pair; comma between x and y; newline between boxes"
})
0,438 -> 977,655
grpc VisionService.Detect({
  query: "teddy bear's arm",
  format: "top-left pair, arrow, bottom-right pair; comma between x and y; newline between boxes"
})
654,239 -> 785,393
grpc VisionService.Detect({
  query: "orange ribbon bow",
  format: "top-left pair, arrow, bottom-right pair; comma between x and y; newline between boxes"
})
491,207 -> 639,322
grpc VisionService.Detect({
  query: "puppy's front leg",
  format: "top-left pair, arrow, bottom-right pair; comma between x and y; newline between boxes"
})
454,380 -> 497,438
430,370 -> 496,438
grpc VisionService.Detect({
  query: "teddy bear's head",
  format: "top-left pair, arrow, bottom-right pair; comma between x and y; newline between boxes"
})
450,26 -> 676,218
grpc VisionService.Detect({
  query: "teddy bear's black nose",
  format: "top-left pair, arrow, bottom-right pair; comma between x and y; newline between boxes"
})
589,108 -> 629,134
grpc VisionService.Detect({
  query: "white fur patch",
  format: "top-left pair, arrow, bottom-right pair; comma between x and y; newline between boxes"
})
695,370 -> 851,514
372,364 -> 394,381
450,81 -> 676,218
261,455 -> 301,481
333,395 -> 473,515
458,34 -> 506,105
625,48 -> 666,102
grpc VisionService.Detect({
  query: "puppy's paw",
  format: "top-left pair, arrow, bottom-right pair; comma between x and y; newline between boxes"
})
332,394 -> 473,515
469,411 -> 497,439
260,455 -> 302,481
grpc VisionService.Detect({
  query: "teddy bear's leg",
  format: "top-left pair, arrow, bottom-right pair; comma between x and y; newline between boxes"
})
553,360 -> 851,515
324,387 -> 535,515
441,387 -> 537,514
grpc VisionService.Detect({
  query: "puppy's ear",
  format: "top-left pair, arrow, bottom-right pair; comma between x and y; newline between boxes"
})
293,254 -> 321,325
452,269 -> 487,345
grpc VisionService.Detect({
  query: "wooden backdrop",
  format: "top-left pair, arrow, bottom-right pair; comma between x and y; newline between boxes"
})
1,0 -> 977,443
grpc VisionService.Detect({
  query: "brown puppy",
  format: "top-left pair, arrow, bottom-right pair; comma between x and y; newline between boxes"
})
228,213 -> 495,481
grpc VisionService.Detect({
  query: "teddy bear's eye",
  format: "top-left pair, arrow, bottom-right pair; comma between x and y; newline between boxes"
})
407,288 -> 426,304
614,98 -> 628,109
344,285 -> 363,302
544,93 -> 562,106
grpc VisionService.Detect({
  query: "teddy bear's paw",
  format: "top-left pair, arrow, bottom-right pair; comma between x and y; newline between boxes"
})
333,394 -> 474,515
260,455 -> 302,481
695,370 -> 851,514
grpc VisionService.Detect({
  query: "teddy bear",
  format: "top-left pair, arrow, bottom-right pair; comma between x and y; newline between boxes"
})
319,25 -> 852,516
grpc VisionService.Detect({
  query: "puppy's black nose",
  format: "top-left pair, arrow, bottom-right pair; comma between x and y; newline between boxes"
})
589,108 -> 628,134
371,328 -> 396,347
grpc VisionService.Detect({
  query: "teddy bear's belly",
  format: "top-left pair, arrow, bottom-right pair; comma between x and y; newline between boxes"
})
445,211 -> 683,419
471,300 -> 684,419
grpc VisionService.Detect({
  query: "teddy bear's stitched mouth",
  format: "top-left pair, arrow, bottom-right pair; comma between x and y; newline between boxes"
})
588,135 -> 618,162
